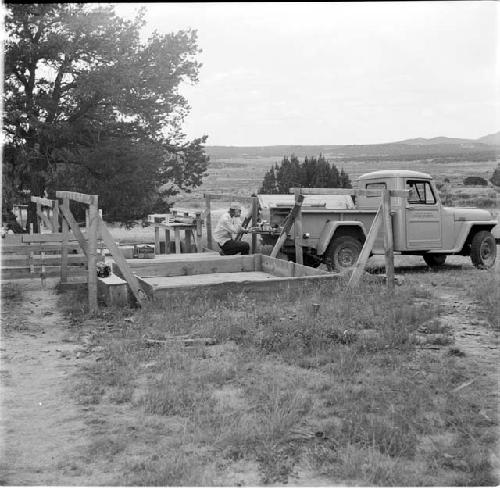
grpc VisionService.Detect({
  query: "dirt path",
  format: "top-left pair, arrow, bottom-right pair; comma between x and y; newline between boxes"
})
0,280 -> 106,485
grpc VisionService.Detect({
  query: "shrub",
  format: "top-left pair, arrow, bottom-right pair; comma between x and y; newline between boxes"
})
463,176 -> 488,186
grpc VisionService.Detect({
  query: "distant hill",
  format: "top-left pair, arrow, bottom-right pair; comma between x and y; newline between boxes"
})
205,131 -> 499,161
393,136 -> 474,146
477,131 -> 500,145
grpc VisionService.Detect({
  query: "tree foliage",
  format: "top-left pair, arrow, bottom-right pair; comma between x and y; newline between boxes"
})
258,155 -> 352,194
3,3 -> 209,226
489,165 -> 500,187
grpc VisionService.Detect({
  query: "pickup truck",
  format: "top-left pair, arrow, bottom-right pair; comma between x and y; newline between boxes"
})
258,169 -> 498,271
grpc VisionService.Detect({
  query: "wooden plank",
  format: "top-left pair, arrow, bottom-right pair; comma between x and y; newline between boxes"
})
30,196 -> 54,207
294,189 -> 303,265
195,212 -> 203,253
114,255 -> 256,279
348,203 -> 384,288
2,244 -> 81,255
87,199 -> 99,313
22,233 -> 79,243
202,193 -> 254,203
165,228 -> 171,255
56,191 -> 97,205
154,226 -> 160,254
2,254 -> 89,266
382,190 -> 395,291
37,209 -> 53,231
270,194 -> 304,258
174,228 -> 181,254
291,188 -> 409,198
98,216 -> 144,306
205,194 -> 213,250
185,228 -> 192,252
59,204 -> 88,255
251,196 -> 258,253
52,201 -> 60,232
29,223 -> 34,274
97,276 -> 129,307
2,266 -> 87,280
60,198 -> 70,283
144,273 -> 343,300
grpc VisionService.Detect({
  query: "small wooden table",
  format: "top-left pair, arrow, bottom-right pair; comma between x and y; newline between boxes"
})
154,214 -> 203,254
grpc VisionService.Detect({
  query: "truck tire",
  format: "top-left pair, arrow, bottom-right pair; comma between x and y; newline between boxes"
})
470,231 -> 497,269
423,253 -> 447,267
325,236 -> 363,272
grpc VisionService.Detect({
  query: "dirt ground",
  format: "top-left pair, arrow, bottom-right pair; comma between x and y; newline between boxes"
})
0,255 -> 498,485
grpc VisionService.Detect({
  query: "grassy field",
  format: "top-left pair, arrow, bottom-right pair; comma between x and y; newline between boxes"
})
175,156 -> 499,207
55,259 -> 499,486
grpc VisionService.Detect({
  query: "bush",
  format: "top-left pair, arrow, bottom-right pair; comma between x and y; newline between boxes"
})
463,176 -> 488,186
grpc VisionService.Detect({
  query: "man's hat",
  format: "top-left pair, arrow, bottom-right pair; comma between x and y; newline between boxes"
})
229,202 -> 241,211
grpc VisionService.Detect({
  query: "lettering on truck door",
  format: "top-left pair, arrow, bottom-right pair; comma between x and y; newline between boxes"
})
405,179 -> 442,249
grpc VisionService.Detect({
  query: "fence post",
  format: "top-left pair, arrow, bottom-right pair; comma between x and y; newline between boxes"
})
154,225 -> 160,255
204,195 -> 213,250
52,201 -> 60,233
382,190 -> 395,291
87,196 -> 98,313
60,198 -> 69,283
195,212 -> 202,253
251,196 -> 258,254
294,189 -> 303,265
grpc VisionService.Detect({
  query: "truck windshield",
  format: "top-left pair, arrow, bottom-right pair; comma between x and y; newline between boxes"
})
406,180 -> 436,205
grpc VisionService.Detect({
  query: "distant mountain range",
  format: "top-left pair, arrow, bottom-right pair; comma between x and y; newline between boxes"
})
205,131 -> 500,161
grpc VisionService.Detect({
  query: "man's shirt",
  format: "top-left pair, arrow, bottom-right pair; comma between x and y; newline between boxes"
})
214,212 -> 244,245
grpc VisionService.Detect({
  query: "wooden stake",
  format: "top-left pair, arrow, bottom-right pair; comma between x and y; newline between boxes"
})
270,194 -> 304,258
52,201 -> 60,233
382,189 -> 395,291
98,216 -> 144,306
87,196 -> 99,314
251,196 -> 258,254
60,199 -> 69,283
204,195 -> 213,250
154,225 -> 160,254
294,189 -> 303,265
195,212 -> 202,253
348,203 -> 383,288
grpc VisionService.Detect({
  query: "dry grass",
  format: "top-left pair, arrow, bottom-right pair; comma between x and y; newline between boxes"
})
58,273 -> 499,486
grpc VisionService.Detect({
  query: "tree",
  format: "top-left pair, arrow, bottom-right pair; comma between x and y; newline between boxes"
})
491,165 -> 500,187
3,4 -> 209,228
258,155 -> 352,194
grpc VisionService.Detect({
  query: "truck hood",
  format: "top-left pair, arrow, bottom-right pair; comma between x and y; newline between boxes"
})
446,206 -> 497,222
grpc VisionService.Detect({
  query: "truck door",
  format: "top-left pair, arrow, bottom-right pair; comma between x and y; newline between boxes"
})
405,179 -> 442,249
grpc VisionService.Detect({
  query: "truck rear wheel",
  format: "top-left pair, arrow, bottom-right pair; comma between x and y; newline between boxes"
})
423,253 -> 447,267
325,236 -> 362,272
470,231 -> 496,269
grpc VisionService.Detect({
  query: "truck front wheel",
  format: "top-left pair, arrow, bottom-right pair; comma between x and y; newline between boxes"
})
325,236 -> 362,272
423,253 -> 447,267
470,231 -> 497,269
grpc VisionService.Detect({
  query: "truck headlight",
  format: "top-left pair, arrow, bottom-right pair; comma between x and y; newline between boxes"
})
302,233 -> 310,239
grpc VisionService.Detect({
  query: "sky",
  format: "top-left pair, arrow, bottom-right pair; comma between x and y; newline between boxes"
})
114,1 -> 499,146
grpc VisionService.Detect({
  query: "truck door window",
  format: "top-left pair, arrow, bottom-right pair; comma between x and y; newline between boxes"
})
406,180 -> 436,205
365,182 -> 386,197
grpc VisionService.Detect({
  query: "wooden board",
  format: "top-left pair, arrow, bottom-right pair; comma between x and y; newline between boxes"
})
1,244 -> 82,255
139,272 -> 343,300
97,275 -> 129,307
22,233 -> 79,243
2,254 -> 88,266
114,254 -> 256,278
1,266 -> 87,280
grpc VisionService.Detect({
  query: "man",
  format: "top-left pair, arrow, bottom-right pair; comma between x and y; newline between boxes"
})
213,202 -> 250,255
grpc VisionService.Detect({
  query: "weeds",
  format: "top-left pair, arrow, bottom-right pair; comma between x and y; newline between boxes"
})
60,275 -> 498,485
